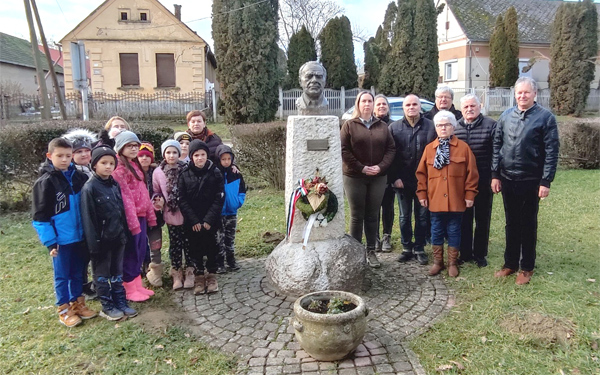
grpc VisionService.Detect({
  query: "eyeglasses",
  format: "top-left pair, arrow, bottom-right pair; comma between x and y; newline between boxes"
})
125,144 -> 140,150
435,123 -> 453,128
436,95 -> 452,100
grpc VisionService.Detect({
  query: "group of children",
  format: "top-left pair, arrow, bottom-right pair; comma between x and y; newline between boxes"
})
32,113 -> 246,327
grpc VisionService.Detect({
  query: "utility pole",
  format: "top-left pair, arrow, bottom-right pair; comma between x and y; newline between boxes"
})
31,0 -> 67,119
23,0 -> 51,119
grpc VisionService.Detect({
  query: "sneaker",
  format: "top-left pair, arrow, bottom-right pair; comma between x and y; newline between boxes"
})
366,250 -> 381,268
119,305 -> 138,317
216,266 -> 227,274
397,250 -> 413,263
381,234 -> 392,252
227,262 -> 241,271
375,237 -> 382,252
475,257 -> 488,268
70,296 -> 98,319
415,252 -> 429,265
100,307 -> 125,321
82,282 -> 97,300
57,304 -> 82,327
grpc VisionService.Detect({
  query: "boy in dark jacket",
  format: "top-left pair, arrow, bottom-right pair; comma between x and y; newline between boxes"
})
80,146 -> 138,320
215,145 -> 246,273
32,138 -> 97,327
178,140 -> 225,295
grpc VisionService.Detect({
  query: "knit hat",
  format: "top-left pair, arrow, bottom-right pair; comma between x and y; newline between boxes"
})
189,140 -> 209,158
161,139 -> 182,157
63,128 -> 97,152
91,145 -> 118,169
174,132 -> 192,142
114,131 -> 141,154
138,142 -> 155,162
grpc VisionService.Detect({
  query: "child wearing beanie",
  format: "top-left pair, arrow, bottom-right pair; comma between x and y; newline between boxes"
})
111,131 -> 158,302
137,142 -> 165,287
153,140 -> 192,290
174,132 -> 192,163
80,145 -> 138,320
178,140 -> 224,295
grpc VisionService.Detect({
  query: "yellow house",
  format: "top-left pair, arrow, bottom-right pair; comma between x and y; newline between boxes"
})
60,0 -> 217,94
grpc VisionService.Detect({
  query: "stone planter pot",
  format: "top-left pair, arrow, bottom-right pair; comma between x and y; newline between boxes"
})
292,290 -> 368,361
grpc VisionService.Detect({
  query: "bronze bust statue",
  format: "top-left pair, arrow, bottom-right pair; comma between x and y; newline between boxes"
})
296,61 -> 329,115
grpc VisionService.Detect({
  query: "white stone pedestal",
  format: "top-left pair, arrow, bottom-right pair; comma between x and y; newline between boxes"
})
265,115 -> 365,297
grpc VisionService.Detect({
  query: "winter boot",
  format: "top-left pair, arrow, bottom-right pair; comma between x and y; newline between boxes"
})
381,234 -> 392,252
194,273 -> 206,295
171,268 -> 184,290
70,296 -> 98,320
96,278 -> 124,321
183,267 -> 196,289
226,253 -> 240,271
112,279 -> 138,317
134,275 -> 154,296
206,273 -> 219,293
146,262 -> 163,287
429,245 -> 445,276
57,303 -> 82,327
447,246 -> 460,277
123,280 -> 149,302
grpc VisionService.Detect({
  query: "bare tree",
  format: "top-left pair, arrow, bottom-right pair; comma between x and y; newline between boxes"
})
278,0 -> 344,53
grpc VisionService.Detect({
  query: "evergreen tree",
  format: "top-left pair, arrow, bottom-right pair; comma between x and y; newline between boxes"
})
362,39 -> 380,89
412,0 -> 439,100
213,0 -> 280,124
379,0 -> 415,96
286,25 -> 317,89
503,6 -> 519,86
319,16 -> 358,89
489,14 -> 507,87
550,0 -> 598,116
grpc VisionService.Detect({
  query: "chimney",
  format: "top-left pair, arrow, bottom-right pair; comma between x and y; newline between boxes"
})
174,4 -> 182,21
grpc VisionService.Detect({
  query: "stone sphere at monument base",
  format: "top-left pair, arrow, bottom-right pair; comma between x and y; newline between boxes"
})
265,235 -> 366,297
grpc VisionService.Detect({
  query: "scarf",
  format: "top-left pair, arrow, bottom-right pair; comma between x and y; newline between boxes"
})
188,127 -> 214,142
160,160 -> 184,213
433,136 -> 452,170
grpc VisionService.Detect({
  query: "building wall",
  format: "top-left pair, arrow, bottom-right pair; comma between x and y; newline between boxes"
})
0,63 -> 64,96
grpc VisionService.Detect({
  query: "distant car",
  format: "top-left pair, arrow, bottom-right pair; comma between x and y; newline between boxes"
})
341,97 -> 435,122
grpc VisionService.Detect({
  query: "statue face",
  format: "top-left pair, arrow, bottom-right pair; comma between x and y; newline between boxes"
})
300,64 -> 325,99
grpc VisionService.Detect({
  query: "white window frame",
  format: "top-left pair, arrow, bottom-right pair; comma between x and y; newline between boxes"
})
444,60 -> 458,82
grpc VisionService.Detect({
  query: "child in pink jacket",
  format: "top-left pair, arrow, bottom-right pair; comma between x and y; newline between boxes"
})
112,131 -> 157,302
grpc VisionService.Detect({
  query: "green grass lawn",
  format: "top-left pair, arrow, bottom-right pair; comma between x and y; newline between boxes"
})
0,171 -> 598,374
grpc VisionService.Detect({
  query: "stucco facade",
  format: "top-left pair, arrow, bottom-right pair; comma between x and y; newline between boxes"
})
60,0 -> 217,95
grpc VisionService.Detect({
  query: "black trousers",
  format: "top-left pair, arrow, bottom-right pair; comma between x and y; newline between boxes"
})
459,180 -> 493,261
501,178 -> 540,271
187,227 -> 219,274
378,185 -> 395,237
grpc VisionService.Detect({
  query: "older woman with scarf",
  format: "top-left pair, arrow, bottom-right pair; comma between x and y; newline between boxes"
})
185,110 -> 223,162
341,91 -> 396,268
416,111 -> 478,278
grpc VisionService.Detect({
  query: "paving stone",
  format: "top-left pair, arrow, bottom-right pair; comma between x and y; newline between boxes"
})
221,342 -> 240,353
281,364 -> 301,373
375,363 -> 395,373
253,348 -> 270,358
392,361 -> 413,372
300,362 -> 319,372
265,365 -> 283,374
354,357 -> 372,367
249,357 -> 266,367
338,358 -> 355,368
370,355 -> 388,365
266,357 -> 285,366
338,368 -> 358,375
319,362 -> 337,370
268,341 -> 285,350
355,367 -> 375,375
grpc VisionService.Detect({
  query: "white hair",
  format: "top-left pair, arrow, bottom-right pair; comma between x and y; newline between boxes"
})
435,86 -> 454,99
433,110 -> 457,128
460,93 -> 481,106
515,77 -> 537,92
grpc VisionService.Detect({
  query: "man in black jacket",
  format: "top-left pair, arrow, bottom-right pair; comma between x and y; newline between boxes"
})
455,94 -> 496,268
424,86 -> 463,121
389,95 -> 436,264
491,77 -> 559,285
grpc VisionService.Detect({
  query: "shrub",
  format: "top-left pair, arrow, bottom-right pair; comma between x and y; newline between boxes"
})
230,122 -> 286,190
558,120 -> 600,169
0,120 -> 174,212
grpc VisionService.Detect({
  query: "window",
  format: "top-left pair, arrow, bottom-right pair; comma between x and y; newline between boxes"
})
140,12 -> 147,21
120,12 -> 128,21
444,60 -> 458,81
519,59 -> 532,78
156,53 -> 176,88
119,53 -> 140,86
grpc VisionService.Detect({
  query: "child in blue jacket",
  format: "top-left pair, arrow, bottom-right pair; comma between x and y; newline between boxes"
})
32,137 -> 98,327
215,144 -> 246,273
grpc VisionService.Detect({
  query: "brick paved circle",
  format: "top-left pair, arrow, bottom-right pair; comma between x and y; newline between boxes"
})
173,253 -> 452,375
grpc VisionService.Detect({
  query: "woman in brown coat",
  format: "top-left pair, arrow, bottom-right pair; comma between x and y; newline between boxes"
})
341,91 -> 396,268
416,110 -> 478,277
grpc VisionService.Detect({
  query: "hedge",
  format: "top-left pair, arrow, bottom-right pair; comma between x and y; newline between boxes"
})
558,120 -> 600,169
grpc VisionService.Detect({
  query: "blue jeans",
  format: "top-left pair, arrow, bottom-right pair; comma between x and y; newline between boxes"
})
52,242 -> 86,306
395,188 -> 428,252
430,212 -> 463,248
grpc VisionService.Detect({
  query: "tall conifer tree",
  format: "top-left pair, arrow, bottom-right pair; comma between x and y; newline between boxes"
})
319,16 -> 358,89
489,14 -> 507,87
286,25 -> 317,89
362,39 -> 380,89
503,6 -> 520,86
412,0 -> 439,100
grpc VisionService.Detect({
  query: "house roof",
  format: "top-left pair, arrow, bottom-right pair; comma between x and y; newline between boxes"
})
0,32 -> 63,73
446,0 -> 600,44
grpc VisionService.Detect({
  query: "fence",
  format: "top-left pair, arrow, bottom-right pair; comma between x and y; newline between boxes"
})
1,91 -> 212,121
277,87 -> 367,118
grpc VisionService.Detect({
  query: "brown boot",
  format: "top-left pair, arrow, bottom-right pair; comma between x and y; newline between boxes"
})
70,296 -> 98,319
194,274 -> 206,295
429,245 -> 445,276
447,246 -> 460,277
58,303 -> 82,327
206,273 -> 219,294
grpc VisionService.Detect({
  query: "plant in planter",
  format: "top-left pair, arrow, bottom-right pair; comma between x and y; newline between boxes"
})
292,290 -> 368,361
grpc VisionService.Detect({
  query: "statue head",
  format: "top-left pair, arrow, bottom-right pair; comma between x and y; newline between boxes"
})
299,61 -> 326,101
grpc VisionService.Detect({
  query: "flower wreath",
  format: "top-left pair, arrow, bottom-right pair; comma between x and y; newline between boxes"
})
286,171 -> 338,248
